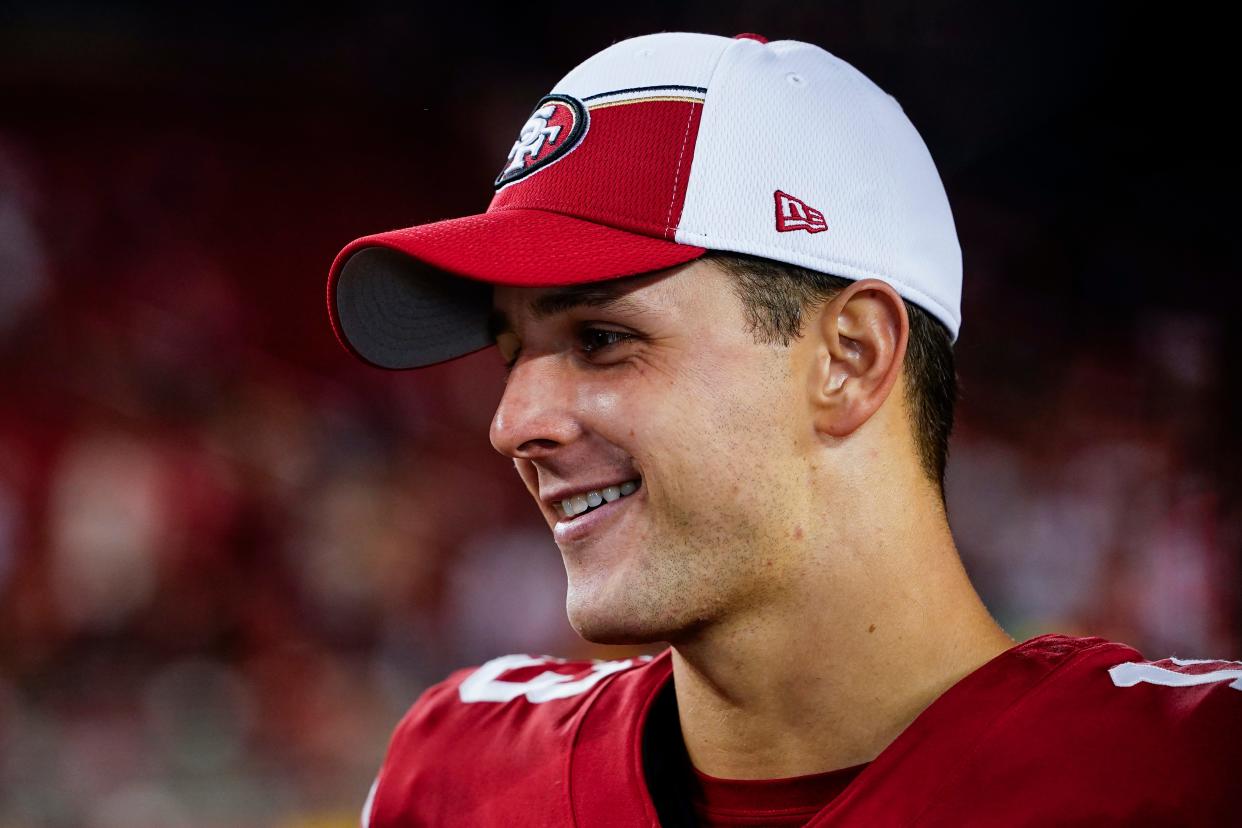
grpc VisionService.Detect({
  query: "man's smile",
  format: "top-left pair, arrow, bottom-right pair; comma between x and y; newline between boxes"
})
551,478 -> 644,544
550,477 -> 643,520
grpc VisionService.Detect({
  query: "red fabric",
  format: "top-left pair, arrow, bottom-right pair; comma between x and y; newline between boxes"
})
327,96 -> 708,366
690,763 -> 867,827
490,97 -> 705,240
325,209 -> 705,361
327,93 -> 710,362
366,636 -> 1242,826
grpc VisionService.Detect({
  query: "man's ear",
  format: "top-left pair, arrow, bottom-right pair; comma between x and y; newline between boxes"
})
806,279 -> 908,438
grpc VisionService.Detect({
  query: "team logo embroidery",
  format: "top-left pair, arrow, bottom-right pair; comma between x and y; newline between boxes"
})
495,94 -> 589,189
775,190 -> 828,233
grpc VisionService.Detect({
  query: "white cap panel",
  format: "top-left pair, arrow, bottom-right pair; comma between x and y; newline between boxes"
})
857,67 -> 962,332
675,37 -> 962,339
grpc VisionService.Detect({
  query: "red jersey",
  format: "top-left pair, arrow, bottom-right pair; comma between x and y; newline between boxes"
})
362,634 -> 1242,826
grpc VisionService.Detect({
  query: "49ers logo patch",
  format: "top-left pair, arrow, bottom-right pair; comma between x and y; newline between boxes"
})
495,94 -> 589,189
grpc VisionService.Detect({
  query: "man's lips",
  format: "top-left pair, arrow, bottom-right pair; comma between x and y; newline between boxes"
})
552,481 -> 643,544
541,479 -> 645,518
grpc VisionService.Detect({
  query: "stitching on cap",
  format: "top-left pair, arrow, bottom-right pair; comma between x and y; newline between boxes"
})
664,101 -> 699,239
669,37 -> 738,241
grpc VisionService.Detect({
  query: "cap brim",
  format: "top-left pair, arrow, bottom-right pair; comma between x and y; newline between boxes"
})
327,209 -> 706,370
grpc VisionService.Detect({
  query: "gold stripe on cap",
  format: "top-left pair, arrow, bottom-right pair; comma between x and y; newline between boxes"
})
587,95 -> 705,110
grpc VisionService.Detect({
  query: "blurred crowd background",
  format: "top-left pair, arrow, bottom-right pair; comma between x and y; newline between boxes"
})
1,3 -> 1238,826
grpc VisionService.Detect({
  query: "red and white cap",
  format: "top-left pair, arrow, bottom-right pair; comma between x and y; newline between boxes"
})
327,32 -> 962,369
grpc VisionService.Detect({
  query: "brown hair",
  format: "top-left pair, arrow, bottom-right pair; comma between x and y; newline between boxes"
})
705,252 -> 958,500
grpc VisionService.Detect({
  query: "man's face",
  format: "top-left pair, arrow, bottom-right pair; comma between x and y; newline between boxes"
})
489,259 -> 818,644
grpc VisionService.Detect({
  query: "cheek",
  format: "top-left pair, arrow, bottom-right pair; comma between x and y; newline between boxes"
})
577,384 -> 625,422
670,359 -> 800,511
647,368 -> 785,493
575,348 -> 795,497
574,366 -> 680,449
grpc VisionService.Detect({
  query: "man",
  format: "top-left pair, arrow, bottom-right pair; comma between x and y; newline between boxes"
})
327,32 -> 1239,827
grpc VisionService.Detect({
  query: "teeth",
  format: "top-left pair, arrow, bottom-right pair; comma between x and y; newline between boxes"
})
560,478 -> 640,519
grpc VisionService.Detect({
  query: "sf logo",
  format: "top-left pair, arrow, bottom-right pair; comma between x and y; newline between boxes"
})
503,103 -> 563,176
494,95 -> 587,188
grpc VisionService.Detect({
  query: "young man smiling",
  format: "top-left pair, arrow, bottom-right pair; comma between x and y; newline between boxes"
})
328,32 -> 1240,828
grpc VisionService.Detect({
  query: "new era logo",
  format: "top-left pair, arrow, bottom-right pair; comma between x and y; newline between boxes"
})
774,190 -> 828,234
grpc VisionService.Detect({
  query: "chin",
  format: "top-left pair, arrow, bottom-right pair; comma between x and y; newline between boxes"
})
569,620 -> 654,647
564,577 -> 699,646
565,592 -> 656,645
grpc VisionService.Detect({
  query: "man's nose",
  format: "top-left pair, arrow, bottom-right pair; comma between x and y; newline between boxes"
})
489,356 -> 582,460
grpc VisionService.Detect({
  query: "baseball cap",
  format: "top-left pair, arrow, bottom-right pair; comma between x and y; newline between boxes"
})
327,31 -> 962,370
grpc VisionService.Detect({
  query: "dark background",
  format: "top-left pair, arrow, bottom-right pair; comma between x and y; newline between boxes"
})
1,3 -> 1238,826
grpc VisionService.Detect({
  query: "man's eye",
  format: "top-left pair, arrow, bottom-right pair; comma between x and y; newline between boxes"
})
579,327 -> 634,356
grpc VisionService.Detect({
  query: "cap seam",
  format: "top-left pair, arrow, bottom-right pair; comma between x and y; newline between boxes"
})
663,101 -> 700,239
664,36 -> 737,239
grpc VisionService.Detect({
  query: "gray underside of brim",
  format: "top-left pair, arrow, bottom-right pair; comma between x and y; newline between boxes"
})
334,247 -> 493,369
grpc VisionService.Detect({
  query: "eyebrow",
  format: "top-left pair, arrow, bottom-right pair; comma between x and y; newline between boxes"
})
486,283 -> 656,341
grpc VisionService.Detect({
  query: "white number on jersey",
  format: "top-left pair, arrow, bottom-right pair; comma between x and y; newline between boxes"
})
360,776 -> 378,828
1108,656 -> 1242,691
458,653 -> 642,704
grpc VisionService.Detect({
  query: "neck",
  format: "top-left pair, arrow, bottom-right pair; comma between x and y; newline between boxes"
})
667,496 -> 1013,780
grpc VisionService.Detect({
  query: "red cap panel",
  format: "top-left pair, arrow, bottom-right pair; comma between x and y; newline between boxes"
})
490,96 -> 705,241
